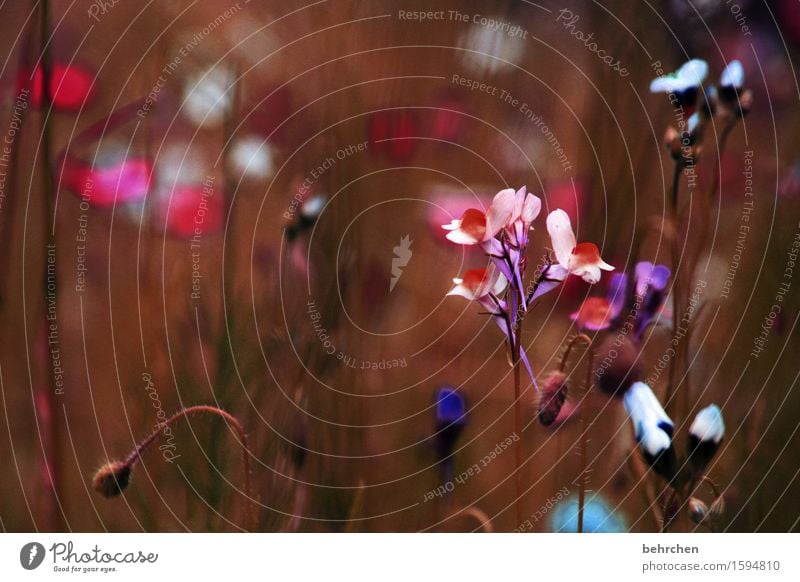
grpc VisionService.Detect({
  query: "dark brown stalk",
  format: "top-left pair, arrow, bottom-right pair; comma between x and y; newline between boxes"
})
37,0 -> 65,532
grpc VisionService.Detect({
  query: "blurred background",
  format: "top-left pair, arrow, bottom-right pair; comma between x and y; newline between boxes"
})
0,0 -> 798,532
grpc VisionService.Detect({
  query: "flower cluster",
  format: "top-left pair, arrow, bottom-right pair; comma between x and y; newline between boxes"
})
624,383 -> 725,483
650,59 -> 751,166
443,187 -> 613,385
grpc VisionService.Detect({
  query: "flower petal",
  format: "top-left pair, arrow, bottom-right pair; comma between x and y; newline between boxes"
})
570,297 -> 613,331
720,60 -> 744,89
569,242 -> 614,284
546,209 -> 576,268
521,192 -> 542,225
443,208 -> 486,244
485,188 -> 515,237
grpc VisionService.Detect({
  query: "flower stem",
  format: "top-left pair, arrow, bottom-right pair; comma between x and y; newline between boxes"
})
122,405 -> 255,531
512,317 -> 523,529
560,333 -> 593,533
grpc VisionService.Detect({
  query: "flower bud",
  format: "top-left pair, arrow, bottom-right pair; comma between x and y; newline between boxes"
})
687,404 -> 725,477
596,335 -> 641,397
623,382 -> 677,482
538,371 -> 568,427
434,387 -> 467,460
92,461 -> 131,498
688,497 -> 708,524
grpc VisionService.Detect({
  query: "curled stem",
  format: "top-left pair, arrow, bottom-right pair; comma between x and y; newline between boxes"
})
95,405 -> 255,531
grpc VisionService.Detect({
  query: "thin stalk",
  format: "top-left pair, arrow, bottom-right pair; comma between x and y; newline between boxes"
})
558,333 -> 593,533
37,0 -> 64,532
101,405 -> 255,531
512,312 -> 523,529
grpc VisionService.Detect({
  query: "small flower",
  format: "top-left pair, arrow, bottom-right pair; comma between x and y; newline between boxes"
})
595,334 -> 641,397
434,387 -> 468,482
717,59 -> 752,117
447,267 -> 507,310
688,497 -> 709,524
92,461 -> 131,498
505,186 -> 542,249
720,60 -> 744,90
623,382 -> 677,481
538,371 -> 568,426
546,209 -> 614,284
570,297 -> 615,331
228,136 -> 275,179
687,404 -> 725,476
650,59 -> 708,110
442,188 -> 516,245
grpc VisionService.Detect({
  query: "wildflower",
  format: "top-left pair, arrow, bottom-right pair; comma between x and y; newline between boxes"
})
19,62 -> 95,111
62,158 -> 151,208
717,60 -> 753,118
182,67 -> 235,128
688,497 -> 709,524
538,371 -> 568,426
546,209 -> 614,284
228,136 -> 275,179
623,382 -> 677,481
286,194 -> 328,240
687,404 -> 725,476
633,262 -> 671,335
447,267 -> 508,311
441,188 -> 517,246
434,387 -> 468,488
595,335 -> 641,397
650,59 -> 708,111
434,387 -> 468,458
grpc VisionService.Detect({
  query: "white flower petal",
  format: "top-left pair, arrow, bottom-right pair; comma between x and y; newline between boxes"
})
546,209 -> 576,269
720,60 -> 744,89
689,404 -> 725,444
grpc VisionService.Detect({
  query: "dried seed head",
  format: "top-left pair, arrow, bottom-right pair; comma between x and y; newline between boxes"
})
92,461 -> 131,498
538,371 -> 568,427
688,497 -> 709,524
596,334 -> 641,397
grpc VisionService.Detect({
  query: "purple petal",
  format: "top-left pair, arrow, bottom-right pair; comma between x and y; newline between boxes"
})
519,346 -> 539,392
606,273 -> 628,319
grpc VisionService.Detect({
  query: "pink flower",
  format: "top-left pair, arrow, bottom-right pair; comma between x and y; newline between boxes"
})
546,209 -> 614,284
447,267 -> 508,310
442,188 -> 516,245
505,186 -> 542,249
